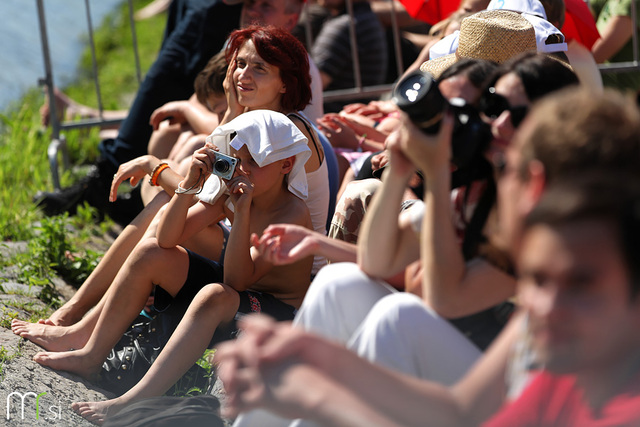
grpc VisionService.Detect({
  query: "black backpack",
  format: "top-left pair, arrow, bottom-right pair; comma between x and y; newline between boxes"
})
104,395 -> 225,427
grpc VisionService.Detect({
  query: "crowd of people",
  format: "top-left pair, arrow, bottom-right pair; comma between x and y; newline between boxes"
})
12,0 -> 640,425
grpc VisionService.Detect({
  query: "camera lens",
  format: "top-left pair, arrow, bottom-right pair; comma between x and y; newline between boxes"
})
214,159 -> 230,173
392,70 -> 446,134
395,72 -> 431,104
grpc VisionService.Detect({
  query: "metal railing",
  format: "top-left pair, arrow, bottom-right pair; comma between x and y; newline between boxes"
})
37,0 -> 640,188
37,0 -> 142,189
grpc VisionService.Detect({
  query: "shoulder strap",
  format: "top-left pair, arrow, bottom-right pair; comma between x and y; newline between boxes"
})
288,112 -> 323,162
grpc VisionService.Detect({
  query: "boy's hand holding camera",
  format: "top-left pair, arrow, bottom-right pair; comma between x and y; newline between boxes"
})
226,166 -> 254,213
181,143 -> 219,191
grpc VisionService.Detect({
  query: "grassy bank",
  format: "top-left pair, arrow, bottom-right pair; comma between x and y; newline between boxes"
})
0,0 -> 166,321
0,2 -> 220,398
0,0 -> 165,241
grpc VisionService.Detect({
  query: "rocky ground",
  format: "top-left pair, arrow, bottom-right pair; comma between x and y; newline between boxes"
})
0,239 -> 116,426
0,231 -> 228,426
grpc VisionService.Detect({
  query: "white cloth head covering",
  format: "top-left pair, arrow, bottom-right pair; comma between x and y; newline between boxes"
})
198,110 -> 311,206
429,0 -> 566,60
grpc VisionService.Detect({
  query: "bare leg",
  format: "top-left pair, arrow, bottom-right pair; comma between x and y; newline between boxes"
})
135,0 -> 172,20
40,87 -> 126,128
33,239 -> 191,378
147,122 -> 184,160
14,212 -> 222,350
72,282 -> 240,422
42,194 -> 169,326
140,180 -> 171,214
168,133 -> 206,164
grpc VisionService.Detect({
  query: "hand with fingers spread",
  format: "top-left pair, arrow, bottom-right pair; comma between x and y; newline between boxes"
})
337,112 -> 377,131
216,315 -> 336,419
250,224 -> 319,266
316,115 -> 359,150
341,102 -> 369,115
340,102 -> 384,119
110,155 -> 160,202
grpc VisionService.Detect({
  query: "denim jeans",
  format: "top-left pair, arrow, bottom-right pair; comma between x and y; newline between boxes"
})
99,0 -> 241,168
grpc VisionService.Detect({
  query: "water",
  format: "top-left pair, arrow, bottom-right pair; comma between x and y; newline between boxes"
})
0,0 -> 124,111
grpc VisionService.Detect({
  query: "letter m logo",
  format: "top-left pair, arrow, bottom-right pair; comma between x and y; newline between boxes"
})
6,391 -> 46,420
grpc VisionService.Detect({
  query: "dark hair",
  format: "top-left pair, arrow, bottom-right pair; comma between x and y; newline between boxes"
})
484,51 -> 578,102
194,51 -> 228,106
439,58 -> 498,92
525,174 -> 640,298
226,25 -> 312,112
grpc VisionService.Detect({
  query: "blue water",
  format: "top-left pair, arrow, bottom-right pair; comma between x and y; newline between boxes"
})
0,0 -> 124,111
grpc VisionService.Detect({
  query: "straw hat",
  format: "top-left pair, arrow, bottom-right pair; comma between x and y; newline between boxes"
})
420,10 -> 537,78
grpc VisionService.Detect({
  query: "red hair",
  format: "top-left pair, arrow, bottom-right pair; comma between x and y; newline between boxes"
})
226,25 -> 311,112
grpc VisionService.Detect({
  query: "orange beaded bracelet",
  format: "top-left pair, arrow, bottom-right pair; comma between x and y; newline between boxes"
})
149,162 -> 169,186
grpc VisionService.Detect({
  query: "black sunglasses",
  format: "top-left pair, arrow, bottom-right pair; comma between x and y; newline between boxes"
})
479,87 -> 529,128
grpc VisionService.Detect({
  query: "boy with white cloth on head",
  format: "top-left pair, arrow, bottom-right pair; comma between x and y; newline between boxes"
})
35,109 -> 316,424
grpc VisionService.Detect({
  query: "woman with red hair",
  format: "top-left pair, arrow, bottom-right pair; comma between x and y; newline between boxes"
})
12,25 -> 330,423
15,25 -> 330,333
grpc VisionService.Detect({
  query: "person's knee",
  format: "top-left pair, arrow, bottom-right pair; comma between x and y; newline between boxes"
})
298,262 -> 394,321
191,282 -> 239,321
131,237 -> 167,265
310,262 -> 379,299
366,293 -> 435,331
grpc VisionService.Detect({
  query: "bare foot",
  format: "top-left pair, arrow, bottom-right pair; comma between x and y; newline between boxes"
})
72,398 -> 128,426
33,349 -> 102,380
11,319 -> 89,352
135,0 -> 171,20
37,303 -> 84,326
40,87 -> 100,127
40,87 -> 71,127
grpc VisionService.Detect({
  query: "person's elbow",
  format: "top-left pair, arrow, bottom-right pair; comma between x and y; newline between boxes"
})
156,232 -> 179,249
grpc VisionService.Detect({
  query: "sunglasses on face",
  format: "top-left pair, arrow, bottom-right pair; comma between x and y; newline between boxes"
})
480,87 -> 529,128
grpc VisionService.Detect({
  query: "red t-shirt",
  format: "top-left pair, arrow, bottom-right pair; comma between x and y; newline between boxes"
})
483,371 -> 640,427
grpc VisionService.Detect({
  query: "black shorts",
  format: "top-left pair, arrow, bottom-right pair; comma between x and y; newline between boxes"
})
153,248 -> 297,346
153,248 -> 224,314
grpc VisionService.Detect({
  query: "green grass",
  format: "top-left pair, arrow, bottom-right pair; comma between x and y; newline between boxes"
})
0,0 -> 165,313
67,0 -> 167,109
0,344 -> 23,380
0,0 -> 165,241
0,2 -> 215,399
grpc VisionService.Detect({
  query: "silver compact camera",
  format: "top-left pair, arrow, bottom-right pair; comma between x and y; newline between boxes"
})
211,152 -> 239,180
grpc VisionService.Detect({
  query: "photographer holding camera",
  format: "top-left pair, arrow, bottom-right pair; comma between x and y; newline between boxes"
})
295,52 -> 578,381
226,15 -> 580,427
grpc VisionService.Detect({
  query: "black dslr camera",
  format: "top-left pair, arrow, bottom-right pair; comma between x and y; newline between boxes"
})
392,70 -> 492,182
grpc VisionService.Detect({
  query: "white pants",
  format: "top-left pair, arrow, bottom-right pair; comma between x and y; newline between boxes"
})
232,263 -> 481,427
